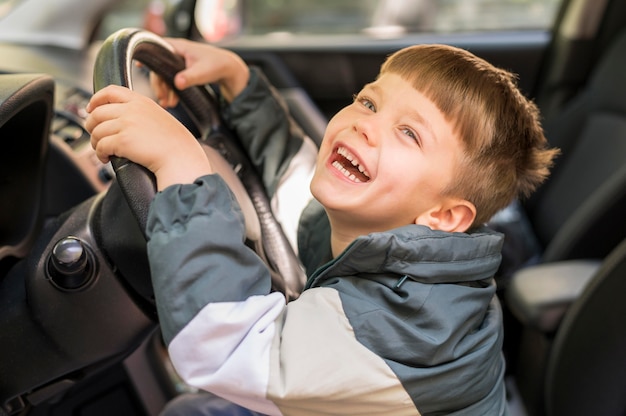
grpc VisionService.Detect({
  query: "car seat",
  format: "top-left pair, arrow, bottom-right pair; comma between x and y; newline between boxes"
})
490,27 -> 626,282
498,25 -> 626,415
505,236 -> 626,416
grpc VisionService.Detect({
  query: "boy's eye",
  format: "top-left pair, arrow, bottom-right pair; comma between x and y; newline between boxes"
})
354,95 -> 376,112
403,128 -> 416,140
402,127 -> 421,146
362,100 -> 376,112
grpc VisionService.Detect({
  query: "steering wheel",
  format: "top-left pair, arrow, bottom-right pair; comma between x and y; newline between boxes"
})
93,28 -> 305,301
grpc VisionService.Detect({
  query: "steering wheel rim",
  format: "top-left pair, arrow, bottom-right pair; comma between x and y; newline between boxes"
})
93,28 -> 221,233
93,28 -> 306,300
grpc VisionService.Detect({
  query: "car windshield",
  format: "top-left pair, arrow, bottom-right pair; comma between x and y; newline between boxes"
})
0,0 -> 563,49
195,0 -> 562,42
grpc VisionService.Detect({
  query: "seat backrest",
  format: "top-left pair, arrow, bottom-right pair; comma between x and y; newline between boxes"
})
523,28 -> 626,262
544,237 -> 626,416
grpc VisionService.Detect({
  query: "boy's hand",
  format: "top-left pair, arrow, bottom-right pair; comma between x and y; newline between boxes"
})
85,85 -> 212,191
151,38 -> 250,108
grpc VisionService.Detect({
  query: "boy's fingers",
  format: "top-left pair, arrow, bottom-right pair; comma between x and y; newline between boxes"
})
89,115 -> 139,164
173,72 -> 188,90
149,71 -> 180,107
87,108 -> 122,148
86,85 -> 132,112
84,101 -> 125,133
93,134 -> 122,164
167,89 -> 179,107
174,65 -> 216,90
89,122 -> 116,162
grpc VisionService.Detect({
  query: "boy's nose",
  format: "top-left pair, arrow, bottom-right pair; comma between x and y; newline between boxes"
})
352,117 -> 379,146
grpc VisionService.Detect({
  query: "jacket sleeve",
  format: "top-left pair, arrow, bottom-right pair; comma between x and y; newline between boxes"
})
220,67 -> 316,198
220,67 -> 318,254
146,175 -> 419,416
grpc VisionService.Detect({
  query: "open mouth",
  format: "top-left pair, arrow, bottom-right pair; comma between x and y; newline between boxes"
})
331,146 -> 371,183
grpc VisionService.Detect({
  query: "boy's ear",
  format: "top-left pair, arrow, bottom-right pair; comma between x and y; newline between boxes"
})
415,199 -> 477,233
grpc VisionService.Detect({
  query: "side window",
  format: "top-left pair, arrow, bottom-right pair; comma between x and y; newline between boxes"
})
194,0 -> 561,42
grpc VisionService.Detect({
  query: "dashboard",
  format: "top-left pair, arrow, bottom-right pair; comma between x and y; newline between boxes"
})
50,82 -> 112,193
0,41 -> 157,214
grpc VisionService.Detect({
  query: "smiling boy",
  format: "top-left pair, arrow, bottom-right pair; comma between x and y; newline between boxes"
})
86,41 -> 557,415
313,71 -> 475,255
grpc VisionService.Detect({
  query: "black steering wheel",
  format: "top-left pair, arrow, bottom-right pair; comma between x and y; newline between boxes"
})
93,28 -> 305,301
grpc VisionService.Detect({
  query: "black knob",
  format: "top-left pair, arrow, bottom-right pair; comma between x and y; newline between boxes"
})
47,236 -> 94,290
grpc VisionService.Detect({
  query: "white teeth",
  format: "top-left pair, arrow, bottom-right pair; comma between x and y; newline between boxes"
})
332,160 -> 362,182
336,147 -> 371,178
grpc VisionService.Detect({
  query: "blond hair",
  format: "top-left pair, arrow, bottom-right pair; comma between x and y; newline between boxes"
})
380,44 -> 559,226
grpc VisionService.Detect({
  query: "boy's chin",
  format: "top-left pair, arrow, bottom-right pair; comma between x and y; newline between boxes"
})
310,181 -> 345,211
309,175 -> 327,202
310,170 -> 361,200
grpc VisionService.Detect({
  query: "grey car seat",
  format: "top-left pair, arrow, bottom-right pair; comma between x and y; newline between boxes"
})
505,236 -> 626,415
499,24 -> 626,416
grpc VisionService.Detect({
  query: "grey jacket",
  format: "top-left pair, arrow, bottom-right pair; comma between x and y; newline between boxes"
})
146,68 -> 508,415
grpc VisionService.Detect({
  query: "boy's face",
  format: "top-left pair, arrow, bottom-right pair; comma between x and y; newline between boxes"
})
310,72 -> 469,235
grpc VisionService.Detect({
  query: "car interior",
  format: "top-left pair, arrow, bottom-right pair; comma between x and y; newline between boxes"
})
501,17 -> 626,415
1,0 -> 625,415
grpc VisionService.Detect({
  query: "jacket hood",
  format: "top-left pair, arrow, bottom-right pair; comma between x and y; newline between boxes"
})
308,225 -> 503,287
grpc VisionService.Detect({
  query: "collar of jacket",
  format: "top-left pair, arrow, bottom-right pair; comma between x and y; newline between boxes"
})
306,225 -> 503,289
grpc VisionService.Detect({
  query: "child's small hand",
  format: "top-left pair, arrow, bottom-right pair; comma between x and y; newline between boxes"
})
151,38 -> 250,108
150,70 -> 179,108
85,85 -> 212,190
